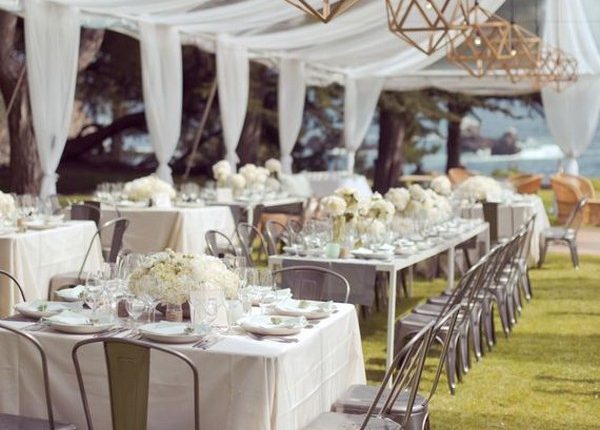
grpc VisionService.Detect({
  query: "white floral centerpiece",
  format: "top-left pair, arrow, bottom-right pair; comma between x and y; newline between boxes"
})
321,195 -> 347,244
454,175 -> 502,202
212,160 -> 232,188
265,158 -> 282,179
431,175 -> 452,196
0,191 -> 16,220
386,188 -> 410,212
124,175 -> 176,202
239,164 -> 270,189
128,249 -> 238,321
230,173 -> 246,196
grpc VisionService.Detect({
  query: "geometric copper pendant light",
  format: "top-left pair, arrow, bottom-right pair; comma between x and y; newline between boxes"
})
386,0 -> 463,55
447,2 -> 515,78
535,46 -> 579,91
493,23 -> 544,83
283,0 -> 361,23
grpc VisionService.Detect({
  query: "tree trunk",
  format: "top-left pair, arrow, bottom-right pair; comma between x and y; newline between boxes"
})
374,108 -> 406,194
237,111 -> 262,165
0,12 -> 41,194
446,101 -> 469,172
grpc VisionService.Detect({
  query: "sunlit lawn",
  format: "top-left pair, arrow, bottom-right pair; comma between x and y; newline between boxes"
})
360,253 -> 600,430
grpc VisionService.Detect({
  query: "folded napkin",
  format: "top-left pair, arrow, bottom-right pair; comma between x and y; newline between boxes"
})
143,322 -> 191,336
45,310 -> 91,325
26,300 -> 68,313
265,316 -> 307,329
56,285 -> 85,300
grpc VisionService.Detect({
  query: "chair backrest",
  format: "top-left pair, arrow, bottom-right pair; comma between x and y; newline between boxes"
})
71,202 -> 101,227
565,197 -> 588,232
427,305 -> 461,402
0,323 -> 57,429
273,265 -> 351,303
72,337 -> 200,430
205,230 -> 238,258
264,220 -> 291,255
236,222 -> 269,267
0,269 -> 26,304
361,321 -> 436,430
77,217 -> 130,279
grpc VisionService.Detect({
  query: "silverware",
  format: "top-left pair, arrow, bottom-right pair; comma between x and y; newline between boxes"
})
24,321 -> 50,332
95,327 -> 127,338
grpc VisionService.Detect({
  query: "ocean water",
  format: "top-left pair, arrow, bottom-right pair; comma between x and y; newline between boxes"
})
403,105 -> 600,179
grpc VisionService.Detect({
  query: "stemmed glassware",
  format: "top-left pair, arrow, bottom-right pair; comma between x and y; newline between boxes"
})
125,295 -> 145,328
83,276 -> 103,316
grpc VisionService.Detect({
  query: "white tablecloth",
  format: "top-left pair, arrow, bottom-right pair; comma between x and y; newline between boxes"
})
100,206 -> 236,254
289,172 -> 373,199
0,304 -> 364,429
461,195 -> 550,264
0,221 -> 103,317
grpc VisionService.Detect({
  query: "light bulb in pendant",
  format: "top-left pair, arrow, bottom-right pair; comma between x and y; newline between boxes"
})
511,49 -> 517,56
474,36 -> 482,46
425,1 -> 433,9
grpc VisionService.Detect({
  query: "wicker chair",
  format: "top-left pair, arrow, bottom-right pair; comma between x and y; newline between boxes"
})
551,173 -> 600,224
447,167 -> 473,185
509,173 -> 543,194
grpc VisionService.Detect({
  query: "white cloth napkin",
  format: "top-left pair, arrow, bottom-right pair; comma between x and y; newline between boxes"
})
56,285 -> 84,300
45,310 -> 91,325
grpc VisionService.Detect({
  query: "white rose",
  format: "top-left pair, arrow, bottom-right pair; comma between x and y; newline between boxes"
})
431,176 -> 452,196
230,174 -> 246,190
409,184 -> 427,203
265,158 -> 282,175
212,160 -> 232,184
385,188 -> 410,212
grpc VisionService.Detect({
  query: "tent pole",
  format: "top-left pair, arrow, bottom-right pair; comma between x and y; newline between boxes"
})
182,77 -> 218,181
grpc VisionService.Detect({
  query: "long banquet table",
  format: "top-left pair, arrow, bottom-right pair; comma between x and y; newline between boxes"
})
0,304 -> 364,430
100,205 -> 236,254
0,221 -> 103,317
269,220 -> 490,372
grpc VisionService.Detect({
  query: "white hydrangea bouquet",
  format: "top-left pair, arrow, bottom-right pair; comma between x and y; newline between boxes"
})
431,175 -> 452,196
0,191 -> 16,220
129,249 -> 238,321
321,195 -> 347,244
453,175 -> 502,203
212,160 -> 232,188
124,175 -> 176,202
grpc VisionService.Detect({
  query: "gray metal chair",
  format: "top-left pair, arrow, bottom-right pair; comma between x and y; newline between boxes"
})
264,219 -> 292,255
273,265 -> 351,303
205,229 -> 238,258
332,306 -> 461,430
0,269 -> 26,305
70,202 -> 101,228
0,323 -> 77,430
539,197 -> 587,269
236,222 -> 269,267
304,322 -> 435,430
48,217 -> 130,300
72,337 -> 199,430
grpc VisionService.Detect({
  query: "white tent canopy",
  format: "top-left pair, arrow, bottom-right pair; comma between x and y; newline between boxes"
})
0,0 -> 598,194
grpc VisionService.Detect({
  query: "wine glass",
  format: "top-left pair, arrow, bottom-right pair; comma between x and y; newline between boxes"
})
83,278 -> 103,315
256,269 -> 276,314
125,296 -> 145,328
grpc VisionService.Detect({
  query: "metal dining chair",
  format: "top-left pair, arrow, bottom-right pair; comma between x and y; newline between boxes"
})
48,217 -> 130,300
0,269 -> 26,305
539,197 -> 588,269
332,306 -> 461,430
273,265 -> 351,303
0,323 -> 77,430
236,222 -> 269,267
264,219 -> 292,255
72,337 -> 200,430
303,322 -> 435,430
70,202 -> 101,228
205,229 -> 238,258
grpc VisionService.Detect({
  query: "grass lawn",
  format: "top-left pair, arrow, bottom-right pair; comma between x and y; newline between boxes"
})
359,252 -> 600,430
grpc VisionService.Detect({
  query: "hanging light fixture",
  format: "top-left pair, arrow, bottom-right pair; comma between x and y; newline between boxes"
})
283,0 -> 360,23
534,46 -> 579,91
493,23 -> 544,83
446,1 -> 515,78
386,0 -> 463,55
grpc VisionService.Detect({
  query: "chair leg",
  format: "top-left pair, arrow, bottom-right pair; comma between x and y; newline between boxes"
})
538,240 -> 549,268
568,240 -> 580,269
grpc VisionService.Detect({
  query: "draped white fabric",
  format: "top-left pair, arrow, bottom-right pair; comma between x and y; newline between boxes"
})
278,58 -> 306,174
139,21 -> 183,183
343,77 -> 384,173
24,0 -> 80,199
216,34 -> 249,170
541,0 -> 600,175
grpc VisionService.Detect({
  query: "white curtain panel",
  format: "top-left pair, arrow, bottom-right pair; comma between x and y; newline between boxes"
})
139,21 -> 183,184
278,58 -> 306,174
343,77 -> 384,173
24,0 -> 80,198
541,0 -> 600,175
216,34 -> 249,170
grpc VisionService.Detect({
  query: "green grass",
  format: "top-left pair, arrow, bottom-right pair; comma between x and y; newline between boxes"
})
360,253 -> 600,430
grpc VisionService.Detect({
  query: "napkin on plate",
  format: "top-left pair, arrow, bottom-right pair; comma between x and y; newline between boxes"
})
44,310 -> 91,325
56,285 -> 85,300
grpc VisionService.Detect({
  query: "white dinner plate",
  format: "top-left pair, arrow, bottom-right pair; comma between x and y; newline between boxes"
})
351,249 -> 394,261
239,315 -> 307,336
14,301 -> 80,319
274,299 -> 334,319
138,322 -> 211,344
45,310 -> 115,334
